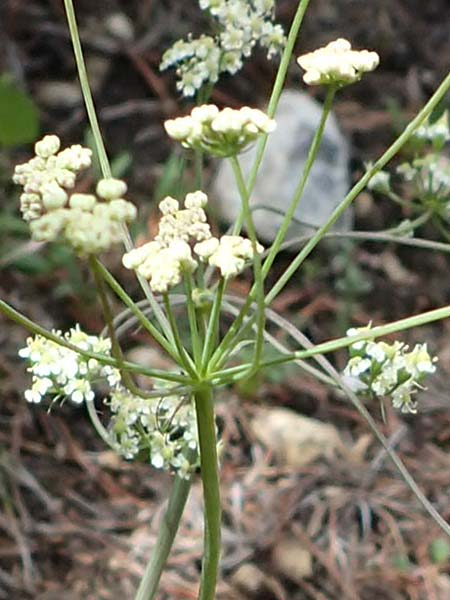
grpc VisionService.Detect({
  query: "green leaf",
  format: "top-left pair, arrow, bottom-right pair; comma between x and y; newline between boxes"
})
0,74 -> 39,147
429,537 -> 450,564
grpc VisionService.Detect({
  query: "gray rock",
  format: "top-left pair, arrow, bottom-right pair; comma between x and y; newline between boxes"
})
211,89 -> 352,244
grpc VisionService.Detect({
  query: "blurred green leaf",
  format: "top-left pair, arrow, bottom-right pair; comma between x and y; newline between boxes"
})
154,151 -> 186,202
0,74 -> 39,147
391,553 -> 411,572
429,537 -> 450,565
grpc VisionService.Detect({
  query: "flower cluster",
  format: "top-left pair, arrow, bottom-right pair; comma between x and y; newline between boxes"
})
123,191 -> 263,292
164,104 -> 276,157
297,38 -> 379,86
343,325 -> 437,413
397,155 -> 450,205
160,0 -> 285,96
122,191 -> 209,293
19,326 -> 120,405
107,386 -> 201,479
412,111 -> 450,150
13,135 -> 136,255
195,235 -> 263,278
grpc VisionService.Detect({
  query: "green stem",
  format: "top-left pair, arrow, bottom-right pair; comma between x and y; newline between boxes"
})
229,157 -> 265,371
201,279 -> 225,372
210,88 -> 334,371
163,295 -> 197,379
194,150 -> 204,190
262,86 -> 336,277
63,0 -> 173,343
90,257 -> 157,399
93,259 -> 181,364
134,476 -> 192,600
63,0 -> 111,178
246,0 -> 312,193
210,70 -> 450,366
184,273 -> 202,368
210,303 -> 450,381
194,386 -> 221,600
0,297 -> 188,384
85,399 -> 114,448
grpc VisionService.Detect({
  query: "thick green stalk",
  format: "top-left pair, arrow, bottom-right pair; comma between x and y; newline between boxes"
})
134,476 -> 192,600
194,386 -> 221,600
230,157 -> 265,371
63,0 -> 173,343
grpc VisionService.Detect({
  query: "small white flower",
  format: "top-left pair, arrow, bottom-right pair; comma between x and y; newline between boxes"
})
165,105 -> 276,157
159,197 -> 180,215
343,325 -> 437,414
96,178 -> 128,201
35,135 -> 61,159
19,327 -> 119,407
195,234 -> 263,278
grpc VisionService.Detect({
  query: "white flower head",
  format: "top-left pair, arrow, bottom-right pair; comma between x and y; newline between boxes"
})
194,234 -> 263,278
165,104 -> 276,157
297,38 -> 379,86
13,136 -> 136,255
19,327 -> 120,406
107,385 -> 210,478
343,325 -> 437,414
160,1 -> 285,97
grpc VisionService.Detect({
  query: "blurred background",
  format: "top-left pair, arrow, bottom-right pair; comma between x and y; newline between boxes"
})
1,1 -> 450,598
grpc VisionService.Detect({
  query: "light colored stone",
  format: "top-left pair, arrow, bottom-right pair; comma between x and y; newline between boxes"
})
212,89 -> 352,244
272,535 -> 313,582
250,407 -> 344,468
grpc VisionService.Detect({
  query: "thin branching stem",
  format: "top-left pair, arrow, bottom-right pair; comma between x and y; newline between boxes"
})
163,295 -> 197,379
0,297 -> 189,384
63,0 -> 173,343
229,157 -> 265,373
210,304 -> 450,381
93,259 -> 183,365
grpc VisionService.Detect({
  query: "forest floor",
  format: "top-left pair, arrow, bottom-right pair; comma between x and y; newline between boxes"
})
1,1 -> 450,598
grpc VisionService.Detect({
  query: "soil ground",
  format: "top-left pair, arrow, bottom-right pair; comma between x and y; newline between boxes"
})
0,1 -> 450,598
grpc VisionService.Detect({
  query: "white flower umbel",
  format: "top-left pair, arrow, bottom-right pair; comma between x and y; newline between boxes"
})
107,385 -> 202,479
195,234 -> 264,278
343,325 -> 437,414
412,111 -> 450,149
123,191 -> 260,290
122,191 -> 208,293
160,0 -> 286,97
19,326 -> 120,405
297,38 -> 379,87
13,136 -> 136,255
165,105 -> 276,157
397,155 -> 450,203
